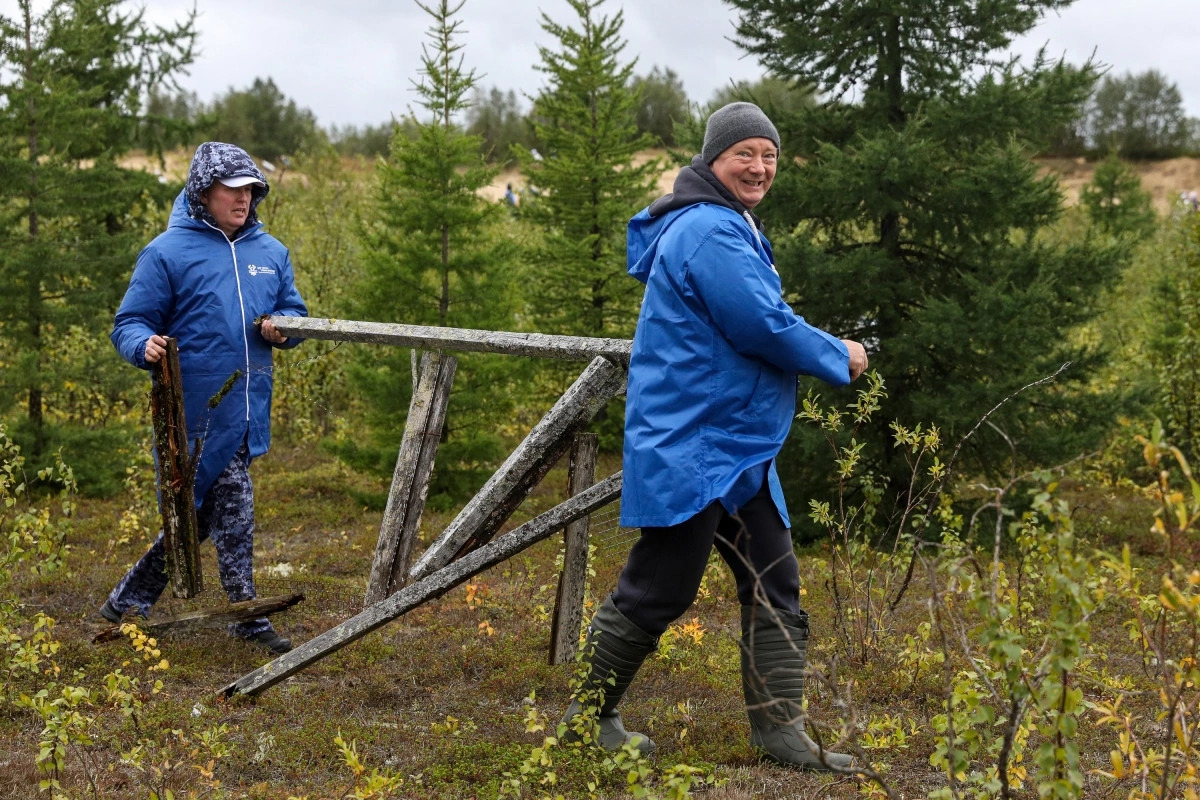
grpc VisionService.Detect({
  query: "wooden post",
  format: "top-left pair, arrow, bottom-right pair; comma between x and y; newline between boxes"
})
222,472 -> 624,698
364,352 -> 457,606
548,433 -> 598,665
151,338 -> 202,599
408,356 -> 625,582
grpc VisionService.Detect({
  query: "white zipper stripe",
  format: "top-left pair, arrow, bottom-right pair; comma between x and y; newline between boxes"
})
205,219 -> 253,422
231,236 -> 250,421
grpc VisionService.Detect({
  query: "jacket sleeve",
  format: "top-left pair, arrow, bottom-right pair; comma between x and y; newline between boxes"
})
270,249 -> 308,350
686,221 -> 851,386
110,248 -> 173,370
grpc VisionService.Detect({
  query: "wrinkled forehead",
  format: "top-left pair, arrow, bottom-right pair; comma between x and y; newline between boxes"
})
721,137 -> 780,155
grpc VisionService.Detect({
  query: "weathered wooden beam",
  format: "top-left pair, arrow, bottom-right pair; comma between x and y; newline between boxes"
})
222,473 -> 624,698
364,352 -> 457,606
408,356 -> 625,582
549,433 -> 598,665
267,316 -> 632,365
151,338 -> 202,599
92,593 -> 304,643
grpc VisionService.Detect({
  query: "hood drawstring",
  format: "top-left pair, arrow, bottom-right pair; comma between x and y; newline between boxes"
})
742,209 -> 778,275
742,210 -> 763,249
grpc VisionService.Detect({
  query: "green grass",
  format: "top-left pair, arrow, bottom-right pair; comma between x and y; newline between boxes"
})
0,439 -> 1189,799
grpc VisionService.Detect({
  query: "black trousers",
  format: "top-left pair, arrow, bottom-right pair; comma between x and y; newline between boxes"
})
611,481 -> 802,637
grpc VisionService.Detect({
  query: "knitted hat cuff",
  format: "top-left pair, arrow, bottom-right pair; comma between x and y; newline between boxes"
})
701,102 -> 780,163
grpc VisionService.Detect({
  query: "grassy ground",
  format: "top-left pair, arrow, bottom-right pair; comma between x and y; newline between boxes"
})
0,439 -> 1179,799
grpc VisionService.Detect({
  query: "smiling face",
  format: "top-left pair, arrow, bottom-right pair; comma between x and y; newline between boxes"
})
201,182 -> 254,237
709,137 -> 778,210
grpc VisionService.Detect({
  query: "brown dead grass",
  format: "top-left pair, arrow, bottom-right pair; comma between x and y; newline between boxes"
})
1040,155 -> 1200,213
128,147 -> 1200,215
0,438 -> 1169,799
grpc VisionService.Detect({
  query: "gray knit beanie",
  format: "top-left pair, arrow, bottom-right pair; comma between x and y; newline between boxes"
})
701,102 -> 780,164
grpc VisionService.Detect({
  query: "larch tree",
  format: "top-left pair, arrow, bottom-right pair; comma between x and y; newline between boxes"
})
631,66 -> 689,147
1148,211 -> 1200,463
261,143 -> 366,443
209,77 -> 325,163
1079,153 -> 1156,241
0,0 -> 195,456
465,86 -> 529,165
723,0 -> 1131,531
1087,70 -> 1191,159
345,0 -> 524,506
518,0 -> 659,341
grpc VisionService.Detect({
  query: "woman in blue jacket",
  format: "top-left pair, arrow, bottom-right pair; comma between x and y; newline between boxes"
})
561,104 -> 867,770
100,142 -> 307,656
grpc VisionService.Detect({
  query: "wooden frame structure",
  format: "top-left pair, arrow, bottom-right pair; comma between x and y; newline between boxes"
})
222,317 -> 632,697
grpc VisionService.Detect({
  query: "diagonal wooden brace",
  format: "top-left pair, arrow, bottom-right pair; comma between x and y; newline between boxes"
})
221,472 -> 623,698
407,356 -> 625,582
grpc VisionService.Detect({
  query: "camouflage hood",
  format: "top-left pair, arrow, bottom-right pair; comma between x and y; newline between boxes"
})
183,142 -> 270,234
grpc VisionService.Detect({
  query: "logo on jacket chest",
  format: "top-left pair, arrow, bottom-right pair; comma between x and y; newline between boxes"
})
246,264 -> 276,277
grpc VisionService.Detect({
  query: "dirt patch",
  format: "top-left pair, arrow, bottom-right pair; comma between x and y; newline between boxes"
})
489,151 -> 1200,214
1041,155 -> 1200,213
480,148 -> 679,205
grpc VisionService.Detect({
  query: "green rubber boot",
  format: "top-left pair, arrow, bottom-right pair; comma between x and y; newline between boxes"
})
740,605 -> 854,771
560,596 -> 657,756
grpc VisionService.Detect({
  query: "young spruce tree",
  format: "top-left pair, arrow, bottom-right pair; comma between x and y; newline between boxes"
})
725,0 -> 1131,529
518,0 -> 658,340
346,0 -> 522,507
0,0 -> 195,457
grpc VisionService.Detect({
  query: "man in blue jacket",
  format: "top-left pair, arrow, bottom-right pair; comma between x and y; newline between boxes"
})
560,104 -> 867,770
100,142 -> 308,656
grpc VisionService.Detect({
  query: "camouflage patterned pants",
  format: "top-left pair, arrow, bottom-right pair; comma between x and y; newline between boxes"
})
107,442 -> 274,638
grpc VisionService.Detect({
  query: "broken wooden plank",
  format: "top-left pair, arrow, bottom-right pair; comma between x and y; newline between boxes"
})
222,473 -> 624,698
151,337 -> 202,599
408,356 -> 625,582
266,316 -> 632,365
364,352 -> 457,606
92,593 -> 304,643
549,433 -> 598,665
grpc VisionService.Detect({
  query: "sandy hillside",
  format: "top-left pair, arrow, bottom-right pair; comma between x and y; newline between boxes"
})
1039,156 -> 1200,213
482,148 -> 678,204
122,150 -> 302,186
491,151 -> 1200,214
123,148 -> 1200,215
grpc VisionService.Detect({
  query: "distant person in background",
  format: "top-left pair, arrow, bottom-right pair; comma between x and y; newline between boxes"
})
559,103 -> 866,771
504,182 -> 518,207
101,142 -> 308,656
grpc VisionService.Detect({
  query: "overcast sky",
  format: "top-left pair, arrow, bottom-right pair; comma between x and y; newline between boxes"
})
7,0 -> 1199,129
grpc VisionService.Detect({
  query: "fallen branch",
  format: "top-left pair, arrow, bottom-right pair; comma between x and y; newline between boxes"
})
92,593 -> 305,643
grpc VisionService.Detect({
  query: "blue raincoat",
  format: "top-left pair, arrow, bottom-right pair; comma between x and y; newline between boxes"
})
111,145 -> 307,505
620,164 -> 850,529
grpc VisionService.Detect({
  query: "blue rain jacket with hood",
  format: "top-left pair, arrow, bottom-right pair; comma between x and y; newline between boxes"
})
620,156 -> 850,529
111,142 -> 307,505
